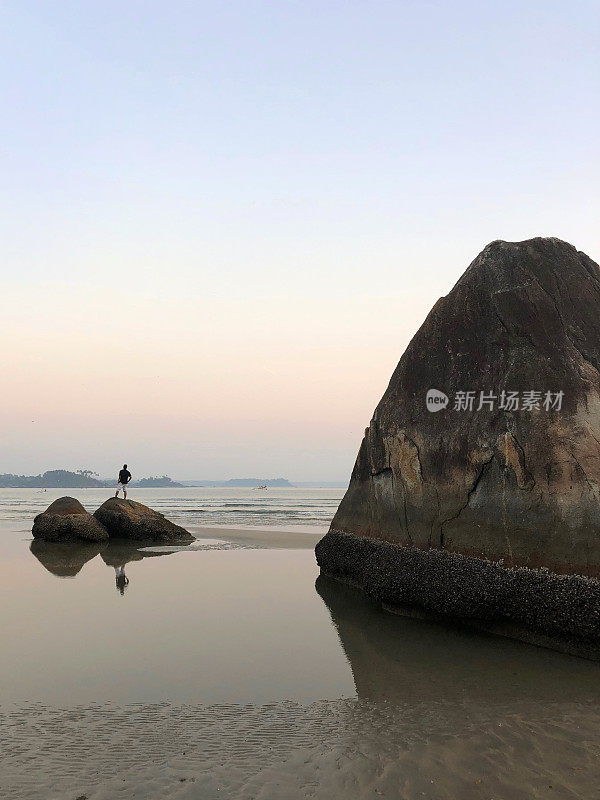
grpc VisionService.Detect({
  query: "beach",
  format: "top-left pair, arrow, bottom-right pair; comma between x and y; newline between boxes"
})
4,2 -> 598,795
2,488 -> 600,798
190,524 -> 322,548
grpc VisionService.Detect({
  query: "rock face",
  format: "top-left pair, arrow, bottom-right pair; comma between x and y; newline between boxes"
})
32,497 -> 109,543
317,237 -> 600,656
325,238 -> 600,574
94,497 -> 194,543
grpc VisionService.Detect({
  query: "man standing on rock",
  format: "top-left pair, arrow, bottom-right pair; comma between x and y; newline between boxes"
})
115,464 -> 132,499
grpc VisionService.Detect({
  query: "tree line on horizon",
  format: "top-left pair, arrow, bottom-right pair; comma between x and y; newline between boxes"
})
0,471 -> 300,489
0,470 -> 183,488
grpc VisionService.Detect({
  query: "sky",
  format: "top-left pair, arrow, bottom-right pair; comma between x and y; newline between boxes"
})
1,0 -> 598,481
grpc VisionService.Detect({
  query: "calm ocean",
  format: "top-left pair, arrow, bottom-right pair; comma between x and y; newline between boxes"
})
0,486 -> 344,532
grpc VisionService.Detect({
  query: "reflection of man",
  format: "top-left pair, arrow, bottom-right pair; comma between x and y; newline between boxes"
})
115,464 -> 132,499
114,565 -> 129,595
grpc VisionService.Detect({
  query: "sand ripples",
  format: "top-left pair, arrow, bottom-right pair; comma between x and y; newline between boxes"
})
2,698 -> 599,800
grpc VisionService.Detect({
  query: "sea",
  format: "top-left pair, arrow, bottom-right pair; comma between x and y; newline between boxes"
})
0,486 -> 343,532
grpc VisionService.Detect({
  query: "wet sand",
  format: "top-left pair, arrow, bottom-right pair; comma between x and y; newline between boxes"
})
190,523 -> 323,549
4,696 -> 600,800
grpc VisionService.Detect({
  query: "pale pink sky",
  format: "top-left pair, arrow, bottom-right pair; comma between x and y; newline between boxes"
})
1,1 -> 598,480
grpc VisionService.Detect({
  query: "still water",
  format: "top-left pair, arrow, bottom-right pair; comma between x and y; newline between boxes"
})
2,490 -> 600,799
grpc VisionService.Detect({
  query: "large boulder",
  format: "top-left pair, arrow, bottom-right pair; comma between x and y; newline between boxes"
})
324,238 -> 600,574
32,496 -> 108,542
317,237 -> 600,656
94,497 -> 194,543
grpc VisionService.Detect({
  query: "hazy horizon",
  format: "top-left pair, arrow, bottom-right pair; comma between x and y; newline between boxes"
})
0,468 -> 346,484
2,0 -> 598,481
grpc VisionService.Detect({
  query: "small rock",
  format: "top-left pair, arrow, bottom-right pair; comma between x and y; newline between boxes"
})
94,497 -> 194,543
32,497 -> 108,543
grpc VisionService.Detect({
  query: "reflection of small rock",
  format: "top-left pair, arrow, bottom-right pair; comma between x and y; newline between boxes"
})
30,538 -> 179,579
32,497 -> 108,543
140,542 -> 248,553
94,497 -> 194,543
100,541 -> 178,567
30,539 -> 104,577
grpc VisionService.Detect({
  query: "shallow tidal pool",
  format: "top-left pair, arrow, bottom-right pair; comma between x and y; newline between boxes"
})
2,521 -> 600,799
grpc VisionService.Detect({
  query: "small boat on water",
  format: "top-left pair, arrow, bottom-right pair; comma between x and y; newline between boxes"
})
254,485 -> 267,490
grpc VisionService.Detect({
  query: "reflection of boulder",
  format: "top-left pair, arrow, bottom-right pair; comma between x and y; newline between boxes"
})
30,539 -> 104,577
32,497 -> 108,543
29,538 -> 176,579
315,574 -> 600,706
100,541 -> 176,568
94,498 -> 193,543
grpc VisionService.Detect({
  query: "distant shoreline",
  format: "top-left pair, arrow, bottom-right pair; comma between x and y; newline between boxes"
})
0,470 -> 345,489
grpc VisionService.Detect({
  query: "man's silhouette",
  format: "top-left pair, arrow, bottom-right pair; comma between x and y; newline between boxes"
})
115,464 -> 132,498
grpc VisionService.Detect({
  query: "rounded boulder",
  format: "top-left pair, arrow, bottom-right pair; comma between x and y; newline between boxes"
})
94,497 -> 194,543
32,496 -> 109,543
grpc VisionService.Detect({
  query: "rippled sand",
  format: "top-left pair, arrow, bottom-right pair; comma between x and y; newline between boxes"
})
3,697 -> 600,799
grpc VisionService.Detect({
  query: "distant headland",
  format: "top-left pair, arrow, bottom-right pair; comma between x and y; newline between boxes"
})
0,471 -> 305,489
0,471 -> 348,489
180,478 -> 293,487
0,471 -> 184,489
